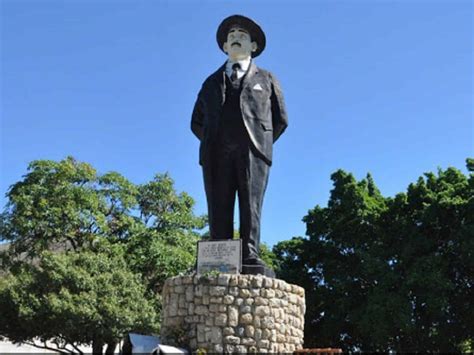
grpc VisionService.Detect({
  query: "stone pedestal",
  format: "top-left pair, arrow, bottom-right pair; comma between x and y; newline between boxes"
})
160,273 -> 305,353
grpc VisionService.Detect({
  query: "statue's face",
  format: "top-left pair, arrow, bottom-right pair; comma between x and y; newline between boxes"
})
223,26 -> 257,61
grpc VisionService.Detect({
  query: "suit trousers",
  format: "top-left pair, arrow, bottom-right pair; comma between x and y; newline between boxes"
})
203,141 -> 270,262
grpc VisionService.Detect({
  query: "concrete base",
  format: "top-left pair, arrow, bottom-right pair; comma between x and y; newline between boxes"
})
242,264 -> 276,278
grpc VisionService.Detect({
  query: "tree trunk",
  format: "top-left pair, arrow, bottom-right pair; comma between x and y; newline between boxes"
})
92,339 -> 103,355
105,341 -> 117,355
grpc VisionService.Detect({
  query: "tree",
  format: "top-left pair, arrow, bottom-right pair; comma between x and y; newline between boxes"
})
126,173 -> 206,292
0,157 -> 206,353
0,157 -> 139,257
0,242 -> 159,354
274,160 -> 473,352
259,242 -> 278,271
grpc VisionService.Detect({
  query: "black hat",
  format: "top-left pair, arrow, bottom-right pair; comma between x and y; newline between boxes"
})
216,15 -> 266,58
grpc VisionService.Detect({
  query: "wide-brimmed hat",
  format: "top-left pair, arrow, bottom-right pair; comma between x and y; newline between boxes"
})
216,15 -> 266,58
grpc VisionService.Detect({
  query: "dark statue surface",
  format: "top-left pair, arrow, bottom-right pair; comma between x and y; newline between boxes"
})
191,15 -> 288,277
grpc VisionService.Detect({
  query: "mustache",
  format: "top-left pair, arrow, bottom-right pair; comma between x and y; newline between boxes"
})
231,41 -> 242,47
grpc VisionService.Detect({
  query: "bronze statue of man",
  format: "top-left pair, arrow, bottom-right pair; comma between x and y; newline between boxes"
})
191,15 -> 288,276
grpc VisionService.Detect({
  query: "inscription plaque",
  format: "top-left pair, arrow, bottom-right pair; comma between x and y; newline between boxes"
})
197,240 -> 242,274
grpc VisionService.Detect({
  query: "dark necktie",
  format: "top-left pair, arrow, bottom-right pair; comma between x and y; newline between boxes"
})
231,63 -> 240,81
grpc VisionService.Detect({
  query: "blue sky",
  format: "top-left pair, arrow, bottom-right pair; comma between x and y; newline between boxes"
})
1,0 -> 472,247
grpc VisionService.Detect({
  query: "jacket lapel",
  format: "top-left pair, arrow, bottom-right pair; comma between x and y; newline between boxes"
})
242,61 -> 258,90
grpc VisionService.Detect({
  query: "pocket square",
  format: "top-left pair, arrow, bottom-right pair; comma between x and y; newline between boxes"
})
252,83 -> 263,91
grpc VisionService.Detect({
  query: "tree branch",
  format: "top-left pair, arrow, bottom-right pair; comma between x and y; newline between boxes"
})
23,340 -> 72,354
66,236 -> 78,251
69,341 -> 84,355
48,339 -> 75,354
107,200 -> 117,217
55,334 -> 85,355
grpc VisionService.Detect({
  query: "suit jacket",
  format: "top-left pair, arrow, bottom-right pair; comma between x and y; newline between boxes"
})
191,61 -> 288,166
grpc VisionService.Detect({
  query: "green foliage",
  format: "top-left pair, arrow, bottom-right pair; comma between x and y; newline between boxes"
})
0,157 -> 143,257
126,229 -> 199,293
466,157 -> 474,172
126,173 -> 204,292
1,158 -> 100,256
274,161 -> 474,352
201,269 -> 221,278
259,242 -> 278,271
138,173 -> 206,232
0,157 -> 206,353
0,242 -> 159,353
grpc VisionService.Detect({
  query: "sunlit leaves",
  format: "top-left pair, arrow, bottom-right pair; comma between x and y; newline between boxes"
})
0,244 -> 159,351
0,157 -> 206,353
274,159 -> 473,352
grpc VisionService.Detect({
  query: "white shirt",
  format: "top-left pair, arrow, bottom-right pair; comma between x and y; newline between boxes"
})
225,57 -> 251,79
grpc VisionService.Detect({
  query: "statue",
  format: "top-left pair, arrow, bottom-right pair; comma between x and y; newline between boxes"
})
191,15 -> 288,277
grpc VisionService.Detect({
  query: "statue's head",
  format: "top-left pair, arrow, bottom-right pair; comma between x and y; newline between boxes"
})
223,26 -> 257,61
217,15 -> 266,60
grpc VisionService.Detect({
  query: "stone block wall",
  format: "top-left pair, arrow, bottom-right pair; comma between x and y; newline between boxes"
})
160,273 -> 305,353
